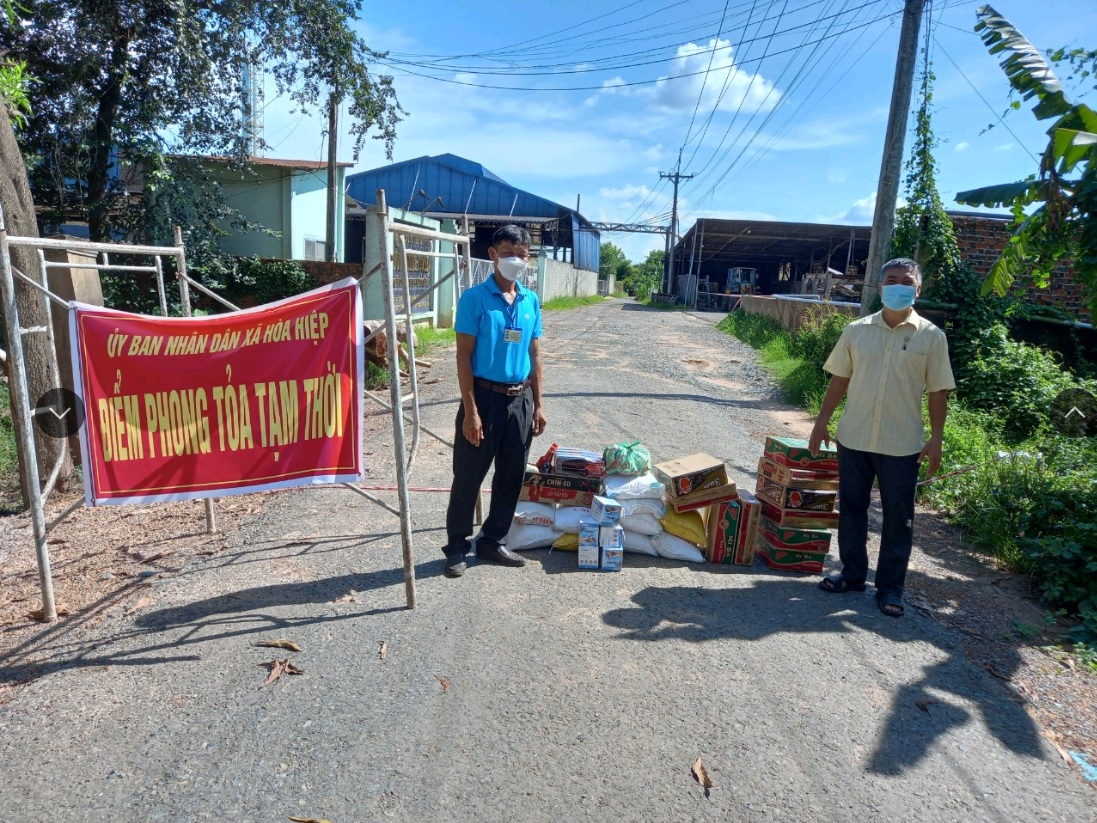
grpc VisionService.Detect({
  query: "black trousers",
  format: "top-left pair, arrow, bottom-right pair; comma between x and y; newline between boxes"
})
443,384 -> 534,557
836,441 -> 921,597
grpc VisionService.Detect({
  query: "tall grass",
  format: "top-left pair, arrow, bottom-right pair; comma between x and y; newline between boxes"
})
542,295 -> 605,310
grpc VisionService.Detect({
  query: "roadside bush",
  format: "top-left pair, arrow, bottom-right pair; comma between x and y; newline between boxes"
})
788,306 -> 852,372
224,257 -> 314,304
957,323 -> 1074,441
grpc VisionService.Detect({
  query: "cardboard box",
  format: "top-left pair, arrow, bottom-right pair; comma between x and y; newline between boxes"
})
755,476 -> 837,512
578,518 -> 600,569
763,436 -> 838,472
757,457 -> 838,489
757,517 -> 832,554
759,500 -> 840,530
756,544 -> 826,574
653,453 -> 728,498
668,482 -> 739,513
599,525 -> 624,550
704,489 -> 761,565
590,495 -> 622,526
599,545 -> 623,572
521,470 -> 603,508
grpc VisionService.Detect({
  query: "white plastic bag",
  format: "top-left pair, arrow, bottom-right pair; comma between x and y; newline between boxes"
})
620,497 -> 666,519
506,522 -> 562,551
603,472 -> 665,500
653,531 -> 706,563
554,506 -> 590,534
514,501 -> 556,528
622,529 -> 659,556
619,512 -> 662,536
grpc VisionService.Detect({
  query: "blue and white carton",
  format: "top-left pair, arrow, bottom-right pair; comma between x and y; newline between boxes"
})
590,495 -> 622,527
578,518 -> 600,569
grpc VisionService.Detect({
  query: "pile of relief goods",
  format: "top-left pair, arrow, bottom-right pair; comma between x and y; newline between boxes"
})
751,436 -> 839,574
506,441 -> 713,567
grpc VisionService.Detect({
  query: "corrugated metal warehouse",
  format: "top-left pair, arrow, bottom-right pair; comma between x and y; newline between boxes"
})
344,153 -> 600,272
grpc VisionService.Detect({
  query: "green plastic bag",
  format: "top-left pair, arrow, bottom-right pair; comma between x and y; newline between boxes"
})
603,441 -> 652,476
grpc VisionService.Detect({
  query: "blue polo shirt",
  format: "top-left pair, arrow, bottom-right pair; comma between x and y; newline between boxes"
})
455,277 -> 542,384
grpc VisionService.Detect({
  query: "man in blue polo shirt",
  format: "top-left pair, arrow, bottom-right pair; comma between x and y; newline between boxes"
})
442,224 -> 547,578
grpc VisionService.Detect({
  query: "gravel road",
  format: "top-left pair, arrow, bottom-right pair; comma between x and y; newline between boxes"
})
0,298 -> 1092,822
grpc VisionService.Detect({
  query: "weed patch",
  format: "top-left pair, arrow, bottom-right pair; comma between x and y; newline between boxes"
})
542,295 -> 604,311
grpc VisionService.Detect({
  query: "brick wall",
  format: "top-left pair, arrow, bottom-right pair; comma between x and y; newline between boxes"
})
296,259 -> 362,286
948,213 -> 1089,321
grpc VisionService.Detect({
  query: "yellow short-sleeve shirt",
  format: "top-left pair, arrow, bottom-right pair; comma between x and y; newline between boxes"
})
823,309 -> 955,456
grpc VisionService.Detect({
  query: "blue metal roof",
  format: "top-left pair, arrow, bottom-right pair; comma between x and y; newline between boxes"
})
346,153 -> 600,271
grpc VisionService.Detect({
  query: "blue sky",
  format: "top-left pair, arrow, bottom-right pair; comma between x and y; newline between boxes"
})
261,0 -> 1097,263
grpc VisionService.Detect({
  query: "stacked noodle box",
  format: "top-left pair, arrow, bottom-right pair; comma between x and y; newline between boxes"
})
753,436 -> 839,574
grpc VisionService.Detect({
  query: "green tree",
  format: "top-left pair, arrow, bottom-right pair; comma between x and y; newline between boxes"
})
600,241 -> 627,279
956,5 -> 1097,314
1,0 -> 400,243
629,249 -> 664,301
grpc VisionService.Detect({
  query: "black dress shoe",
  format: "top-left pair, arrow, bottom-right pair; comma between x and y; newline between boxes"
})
476,544 -> 526,567
443,554 -> 468,578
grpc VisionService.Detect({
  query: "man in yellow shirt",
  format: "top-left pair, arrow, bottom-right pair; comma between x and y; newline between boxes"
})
808,258 -> 955,617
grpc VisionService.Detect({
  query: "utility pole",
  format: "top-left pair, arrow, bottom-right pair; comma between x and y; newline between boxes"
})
325,88 -> 340,263
659,165 -> 694,295
859,0 -> 925,315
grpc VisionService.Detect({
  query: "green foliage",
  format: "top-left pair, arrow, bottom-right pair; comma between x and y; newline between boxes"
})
365,362 -> 388,390
2,0 -> 400,242
0,381 -> 18,508
956,8 -> 1097,313
599,241 -> 632,283
0,58 -> 31,128
414,325 -> 456,357
626,249 -> 663,301
787,306 -> 852,373
542,295 -> 604,311
224,257 -> 313,304
955,324 -> 1074,440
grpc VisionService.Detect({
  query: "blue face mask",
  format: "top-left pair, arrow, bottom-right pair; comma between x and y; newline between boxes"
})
881,284 -> 917,311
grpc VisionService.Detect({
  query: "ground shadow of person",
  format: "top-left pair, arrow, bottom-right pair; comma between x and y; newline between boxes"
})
602,578 -> 1045,776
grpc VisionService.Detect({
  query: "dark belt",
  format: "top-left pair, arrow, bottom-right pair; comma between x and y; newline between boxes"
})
475,377 -> 531,396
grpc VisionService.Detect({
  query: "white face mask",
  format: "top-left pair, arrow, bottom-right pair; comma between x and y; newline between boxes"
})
496,256 -> 527,282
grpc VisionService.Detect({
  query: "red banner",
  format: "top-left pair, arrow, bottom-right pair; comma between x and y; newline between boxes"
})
70,279 -> 364,505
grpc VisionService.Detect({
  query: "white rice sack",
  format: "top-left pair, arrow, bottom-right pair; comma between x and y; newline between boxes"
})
620,497 -> 666,519
514,501 -> 556,528
622,529 -> 659,556
554,506 -> 590,534
619,512 -> 663,536
653,531 -> 706,563
603,472 -> 665,500
505,522 -> 562,551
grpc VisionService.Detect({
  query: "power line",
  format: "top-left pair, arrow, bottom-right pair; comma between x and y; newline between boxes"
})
680,0 -> 736,153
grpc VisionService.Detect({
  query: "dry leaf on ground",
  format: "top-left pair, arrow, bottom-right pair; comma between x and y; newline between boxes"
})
691,756 -> 715,796
378,641 -> 388,660
287,817 -> 334,823
139,551 -> 172,564
916,699 -> 938,713
331,592 -> 358,604
255,639 -> 302,652
260,658 -> 305,687
436,675 -> 451,692
27,605 -> 72,622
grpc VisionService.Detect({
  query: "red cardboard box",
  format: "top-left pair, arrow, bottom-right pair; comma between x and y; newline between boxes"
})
520,470 -> 603,507
757,517 -> 832,554
757,457 -> 838,489
759,500 -> 840,530
704,489 -> 761,565
756,543 -> 826,574
755,476 -> 838,512
763,436 -> 838,472
653,453 -> 728,498
668,482 -> 738,513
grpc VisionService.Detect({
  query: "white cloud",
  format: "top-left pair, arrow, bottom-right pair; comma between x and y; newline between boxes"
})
651,39 -> 780,114
994,143 -> 1014,152
827,169 -> 849,184
599,184 -> 651,200
820,192 -> 906,225
955,141 -> 970,152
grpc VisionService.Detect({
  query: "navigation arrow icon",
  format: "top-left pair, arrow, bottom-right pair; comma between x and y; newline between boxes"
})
1065,406 -> 1087,420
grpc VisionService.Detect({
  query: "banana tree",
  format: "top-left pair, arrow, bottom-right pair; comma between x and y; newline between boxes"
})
956,5 -> 1097,314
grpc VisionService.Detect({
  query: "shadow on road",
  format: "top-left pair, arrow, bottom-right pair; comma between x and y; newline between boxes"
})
601,574 -> 1045,777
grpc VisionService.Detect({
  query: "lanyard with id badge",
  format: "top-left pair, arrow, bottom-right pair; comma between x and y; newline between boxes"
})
502,294 -> 523,344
